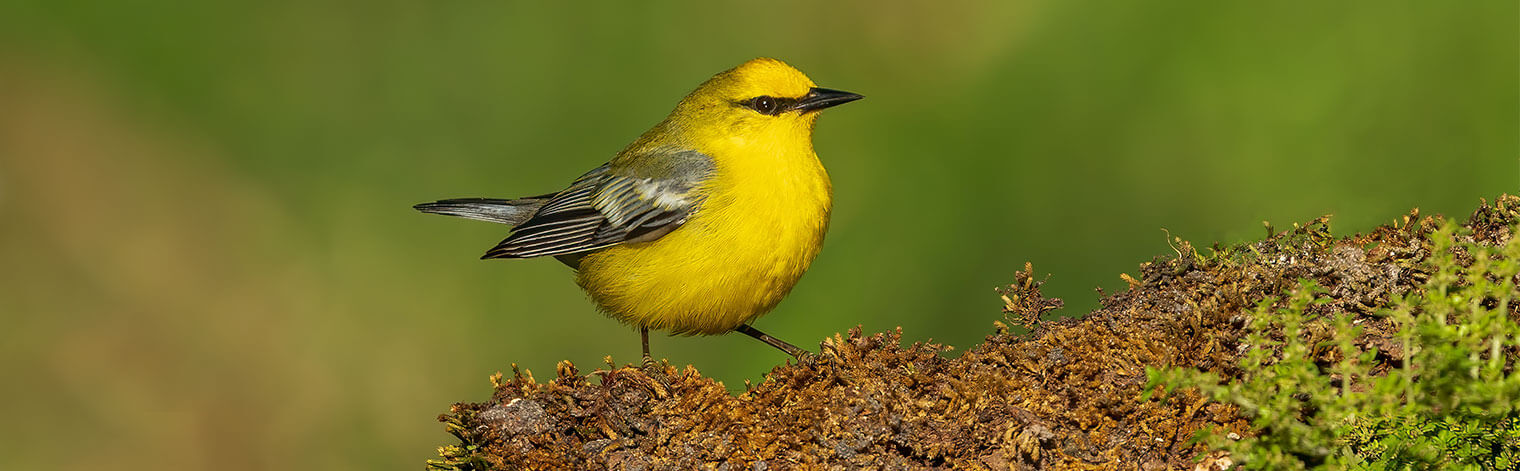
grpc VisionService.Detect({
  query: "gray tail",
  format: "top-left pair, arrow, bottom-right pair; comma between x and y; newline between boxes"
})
413,197 -> 549,226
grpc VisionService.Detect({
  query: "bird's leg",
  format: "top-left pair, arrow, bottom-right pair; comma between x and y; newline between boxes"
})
641,326 -> 654,367
734,324 -> 808,358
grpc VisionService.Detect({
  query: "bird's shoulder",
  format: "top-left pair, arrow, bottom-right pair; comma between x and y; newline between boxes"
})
606,146 -> 716,185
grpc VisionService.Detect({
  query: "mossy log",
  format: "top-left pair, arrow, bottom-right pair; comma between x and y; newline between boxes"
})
430,195 -> 1519,471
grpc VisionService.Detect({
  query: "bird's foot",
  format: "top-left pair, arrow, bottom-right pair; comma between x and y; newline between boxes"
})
734,324 -> 810,359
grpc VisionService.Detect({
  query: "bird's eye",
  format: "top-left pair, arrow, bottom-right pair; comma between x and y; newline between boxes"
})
749,96 -> 780,115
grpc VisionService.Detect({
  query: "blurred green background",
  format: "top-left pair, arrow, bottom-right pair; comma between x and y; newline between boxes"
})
0,1 -> 1513,469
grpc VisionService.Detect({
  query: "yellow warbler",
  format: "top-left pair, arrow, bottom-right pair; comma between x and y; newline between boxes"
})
416,58 -> 860,360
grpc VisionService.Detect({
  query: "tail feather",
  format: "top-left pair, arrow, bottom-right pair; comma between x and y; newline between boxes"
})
413,197 -> 549,226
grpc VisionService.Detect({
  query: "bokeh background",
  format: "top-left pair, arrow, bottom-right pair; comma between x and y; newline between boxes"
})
1,1 -> 1514,469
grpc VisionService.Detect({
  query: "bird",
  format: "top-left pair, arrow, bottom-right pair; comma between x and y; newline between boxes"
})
414,58 -> 861,362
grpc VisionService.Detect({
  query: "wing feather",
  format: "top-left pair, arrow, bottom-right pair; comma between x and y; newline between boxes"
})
481,150 -> 714,260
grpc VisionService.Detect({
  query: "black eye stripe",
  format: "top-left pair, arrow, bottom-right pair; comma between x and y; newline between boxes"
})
736,96 -> 799,116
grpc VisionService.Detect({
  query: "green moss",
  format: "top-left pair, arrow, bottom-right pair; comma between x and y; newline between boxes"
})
1148,222 -> 1520,469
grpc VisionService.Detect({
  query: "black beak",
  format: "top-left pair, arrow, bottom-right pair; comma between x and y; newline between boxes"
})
792,87 -> 863,112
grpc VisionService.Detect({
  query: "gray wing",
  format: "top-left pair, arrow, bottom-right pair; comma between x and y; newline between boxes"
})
481,149 -> 714,259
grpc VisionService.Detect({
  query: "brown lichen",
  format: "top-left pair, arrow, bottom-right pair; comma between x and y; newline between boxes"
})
430,194 -> 1520,471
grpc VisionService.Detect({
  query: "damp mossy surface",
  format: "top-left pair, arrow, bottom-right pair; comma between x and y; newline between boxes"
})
431,195 -> 1520,470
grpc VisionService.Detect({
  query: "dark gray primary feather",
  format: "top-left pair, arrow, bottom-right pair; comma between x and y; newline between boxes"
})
413,196 -> 553,226
482,149 -> 714,260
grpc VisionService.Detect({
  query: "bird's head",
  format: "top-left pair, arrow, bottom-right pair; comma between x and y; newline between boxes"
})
660,58 -> 861,149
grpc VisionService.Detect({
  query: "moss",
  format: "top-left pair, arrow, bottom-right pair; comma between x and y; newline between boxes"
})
431,195 -> 1520,470
1147,214 -> 1520,469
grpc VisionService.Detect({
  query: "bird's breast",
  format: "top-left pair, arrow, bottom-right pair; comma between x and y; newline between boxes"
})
699,145 -> 833,280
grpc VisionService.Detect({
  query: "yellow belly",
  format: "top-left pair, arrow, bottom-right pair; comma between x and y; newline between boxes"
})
574,153 -> 831,335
